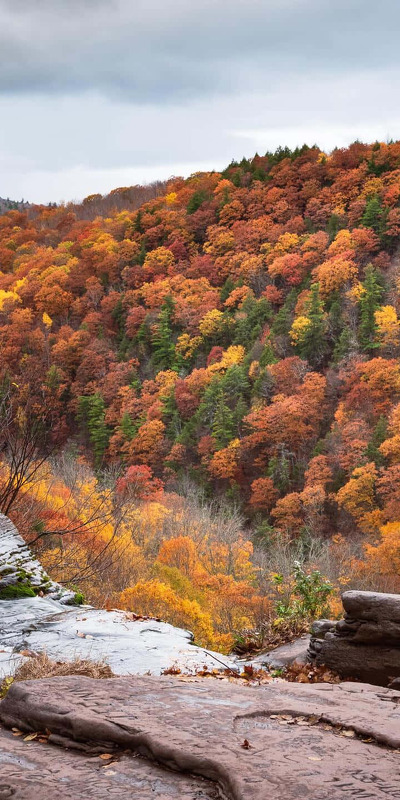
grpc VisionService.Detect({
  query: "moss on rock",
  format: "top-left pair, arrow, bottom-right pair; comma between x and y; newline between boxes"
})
0,584 -> 36,600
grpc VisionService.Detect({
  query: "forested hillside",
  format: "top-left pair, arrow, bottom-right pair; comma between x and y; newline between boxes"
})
1,141 -> 400,651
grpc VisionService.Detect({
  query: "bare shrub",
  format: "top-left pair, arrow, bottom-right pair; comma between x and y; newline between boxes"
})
13,652 -> 114,682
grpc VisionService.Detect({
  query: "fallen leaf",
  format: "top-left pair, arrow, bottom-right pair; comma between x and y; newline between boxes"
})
307,756 -> 322,761
99,753 -> 113,760
341,729 -> 356,738
24,733 -> 38,741
241,739 -> 251,749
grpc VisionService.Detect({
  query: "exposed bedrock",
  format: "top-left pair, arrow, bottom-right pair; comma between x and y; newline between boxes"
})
1,675 -> 400,800
309,590 -> 400,685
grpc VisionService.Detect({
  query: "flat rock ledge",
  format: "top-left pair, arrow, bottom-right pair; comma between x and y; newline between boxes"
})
309,590 -> 400,686
1,675 -> 400,800
0,512 -> 237,677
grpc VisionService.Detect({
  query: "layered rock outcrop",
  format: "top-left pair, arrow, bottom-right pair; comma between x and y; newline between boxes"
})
0,513 -> 75,603
309,590 -> 400,685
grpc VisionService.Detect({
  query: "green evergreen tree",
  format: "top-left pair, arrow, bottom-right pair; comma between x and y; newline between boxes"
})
138,240 -> 147,265
361,196 -> 385,236
365,415 -> 387,466
327,213 -> 343,242
271,289 -> 297,338
332,327 -> 352,363
220,277 -> 235,304
134,210 -> 143,233
233,395 -> 248,436
220,365 -> 250,403
187,190 -> 208,214
78,393 -> 110,468
359,265 -> 384,352
162,389 -> 181,439
152,295 -> 176,371
212,390 -> 234,449
120,411 -> 137,442
233,297 -> 271,347
259,340 -> 277,368
296,283 -> 327,367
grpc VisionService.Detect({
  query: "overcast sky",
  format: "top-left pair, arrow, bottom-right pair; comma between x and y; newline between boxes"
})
1,0 -> 399,204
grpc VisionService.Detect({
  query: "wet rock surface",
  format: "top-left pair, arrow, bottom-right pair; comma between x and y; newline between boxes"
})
1,675 -> 399,800
0,725 -> 218,799
0,597 -> 236,678
310,590 -> 400,685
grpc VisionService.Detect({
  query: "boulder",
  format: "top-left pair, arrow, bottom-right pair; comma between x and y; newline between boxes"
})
309,590 -> 400,685
247,634 -> 311,669
342,590 -> 400,623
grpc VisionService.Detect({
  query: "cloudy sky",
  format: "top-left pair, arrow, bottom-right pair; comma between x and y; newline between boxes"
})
1,0 -> 399,203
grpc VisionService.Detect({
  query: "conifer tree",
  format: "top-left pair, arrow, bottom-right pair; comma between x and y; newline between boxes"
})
152,295 -> 176,371
212,390 -> 234,449
120,411 -> 137,441
362,196 -> 385,236
359,265 -> 383,352
297,283 -> 327,367
79,393 -> 110,468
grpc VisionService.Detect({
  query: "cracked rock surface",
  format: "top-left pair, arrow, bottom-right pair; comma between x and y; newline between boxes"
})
1,675 -> 399,800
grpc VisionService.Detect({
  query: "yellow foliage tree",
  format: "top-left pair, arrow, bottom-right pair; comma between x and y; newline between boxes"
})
375,305 -> 400,350
119,580 -> 215,647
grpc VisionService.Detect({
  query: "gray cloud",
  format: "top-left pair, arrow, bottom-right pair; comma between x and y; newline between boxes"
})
0,0 -> 400,203
0,0 -> 399,102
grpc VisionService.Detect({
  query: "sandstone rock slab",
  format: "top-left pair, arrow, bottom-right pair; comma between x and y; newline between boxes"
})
0,725 -> 218,799
1,675 -> 399,800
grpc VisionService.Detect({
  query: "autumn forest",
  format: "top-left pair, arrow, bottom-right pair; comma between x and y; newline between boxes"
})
1,141 -> 400,652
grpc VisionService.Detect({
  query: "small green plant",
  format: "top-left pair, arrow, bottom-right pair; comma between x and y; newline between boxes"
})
272,561 -> 333,623
270,668 -> 284,678
0,676 -> 14,698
